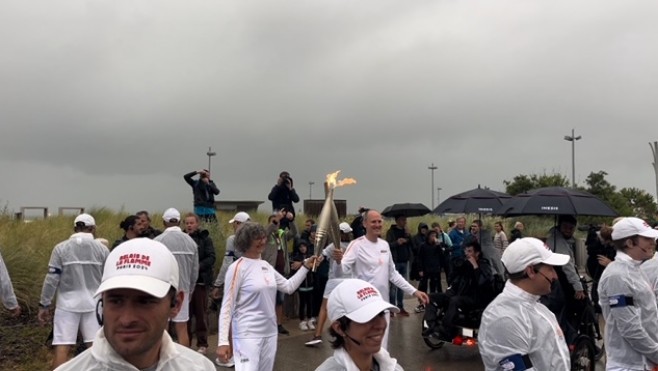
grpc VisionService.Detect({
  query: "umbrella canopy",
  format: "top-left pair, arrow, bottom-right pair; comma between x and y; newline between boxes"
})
381,203 -> 431,218
494,186 -> 618,217
433,186 -> 512,215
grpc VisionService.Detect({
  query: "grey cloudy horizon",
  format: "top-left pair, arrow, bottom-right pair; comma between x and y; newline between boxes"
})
2,1 -> 658,217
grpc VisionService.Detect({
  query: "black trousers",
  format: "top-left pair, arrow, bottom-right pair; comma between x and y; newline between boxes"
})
418,272 -> 442,294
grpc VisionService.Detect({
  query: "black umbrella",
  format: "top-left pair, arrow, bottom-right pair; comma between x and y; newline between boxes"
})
433,186 -> 512,215
494,186 -> 618,217
381,203 -> 431,218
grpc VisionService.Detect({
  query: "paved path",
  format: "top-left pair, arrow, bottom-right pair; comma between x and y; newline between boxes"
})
203,297 -> 484,370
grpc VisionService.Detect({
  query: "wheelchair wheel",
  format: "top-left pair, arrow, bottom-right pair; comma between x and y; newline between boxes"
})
593,312 -> 605,361
421,323 -> 446,349
571,335 -> 595,371
421,307 -> 446,350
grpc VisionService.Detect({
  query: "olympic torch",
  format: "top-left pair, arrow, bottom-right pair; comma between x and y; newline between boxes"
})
312,171 -> 356,271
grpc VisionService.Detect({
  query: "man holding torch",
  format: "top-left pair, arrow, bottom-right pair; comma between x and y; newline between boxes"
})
333,209 -> 429,349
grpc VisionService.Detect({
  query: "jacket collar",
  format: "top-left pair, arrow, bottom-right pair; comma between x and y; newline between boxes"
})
91,328 -> 179,370
504,280 -> 540,302
330,347 -> 398,371
615,251 -> 645,266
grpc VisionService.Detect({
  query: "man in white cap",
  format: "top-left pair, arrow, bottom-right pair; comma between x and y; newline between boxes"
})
212,211 -> 251,299
306,222 -> 354,346
55,238 -> 215,371
333,210 -> 429,350
38,213 -> 109,369
154,208 -> 199,347
599,217 -> 658,370
478,237 -> 571,371
315,278 -> 403,371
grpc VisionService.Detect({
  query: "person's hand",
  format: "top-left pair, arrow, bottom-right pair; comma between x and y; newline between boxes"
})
285,212 -> 294,220
414,290 -> 430,304
37,307 -> 50,326
418,271 -> 424,277
397,238 -> 406,245
467,256 -> 479,269
9,306 -> 21,318
216,345 -> 232,365
597,255 -> 612,267
304,256 -> 324,269
291,261 -> 303,270
332,249 -> 343,264
574,290 -> 586,300
211,287 -> 222,300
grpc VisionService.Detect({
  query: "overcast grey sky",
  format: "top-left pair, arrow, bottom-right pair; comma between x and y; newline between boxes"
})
2,1 -> 658,217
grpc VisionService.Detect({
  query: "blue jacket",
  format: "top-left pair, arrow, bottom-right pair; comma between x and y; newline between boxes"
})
448,228 -> 469,258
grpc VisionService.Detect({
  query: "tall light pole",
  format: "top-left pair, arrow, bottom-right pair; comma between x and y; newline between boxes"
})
206,146 -> 216,175
308,181 -> 315,199
650,142 -> 658,201
437,187 -> 442,206
428,163 -> 438,210
563,129 -> 582,188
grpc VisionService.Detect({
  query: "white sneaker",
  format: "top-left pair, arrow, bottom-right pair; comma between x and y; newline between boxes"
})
307,319 -> 316,330
299,320 -> 309,331
215,356 -> 235,368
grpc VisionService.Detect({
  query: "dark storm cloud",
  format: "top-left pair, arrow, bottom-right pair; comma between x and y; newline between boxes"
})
2,0 -> 658,213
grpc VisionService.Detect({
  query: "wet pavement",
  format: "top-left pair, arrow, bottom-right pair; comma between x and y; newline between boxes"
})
204,297 -> 485,370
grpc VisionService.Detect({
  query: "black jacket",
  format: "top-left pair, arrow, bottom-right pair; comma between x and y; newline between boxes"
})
188,229 -> 216,285
267,184 -> 300,215
386,225 -> 412,263
448,256 -> 495,307
184,171 -> 220,209
418,242 -> 444,274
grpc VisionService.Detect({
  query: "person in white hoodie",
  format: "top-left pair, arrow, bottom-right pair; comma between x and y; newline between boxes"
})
315,279 -> 403,371
0,250 -> 20,317
38,214 -> 109,369
154,208 -> 199,347
599,217 -> 658,370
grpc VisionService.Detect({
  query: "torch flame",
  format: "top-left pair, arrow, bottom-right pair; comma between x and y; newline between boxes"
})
325,170 -> 357,189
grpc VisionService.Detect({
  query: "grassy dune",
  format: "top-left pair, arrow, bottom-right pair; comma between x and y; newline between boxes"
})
0,209 -> 557,370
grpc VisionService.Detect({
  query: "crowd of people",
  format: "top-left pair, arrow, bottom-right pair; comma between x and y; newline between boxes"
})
3,169 -> 658,370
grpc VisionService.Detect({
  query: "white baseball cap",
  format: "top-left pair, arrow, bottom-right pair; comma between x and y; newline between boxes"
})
95,238 -> 179,298
74,213 -> 96,227
162,208 -> 180,223
229,211 -> 250,224
501,237 -> 570,274
328,279 -> 399,323
611,217 -> 658,241
339,222 -> 353,234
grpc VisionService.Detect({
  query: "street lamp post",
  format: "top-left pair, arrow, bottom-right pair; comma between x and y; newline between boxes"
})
308,181 -> 315,199
206,147 -> 217,175
428,163 -> 438,210
563,129 -> 582,188
437,187 -> 442,206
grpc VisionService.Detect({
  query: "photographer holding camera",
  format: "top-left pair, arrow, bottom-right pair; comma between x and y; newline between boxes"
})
184,169 -> 220,223
268,171 -> 300,230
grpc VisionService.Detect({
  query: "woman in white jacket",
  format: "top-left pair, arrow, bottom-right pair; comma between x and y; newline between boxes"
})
315,279 -> 403,371
216,222 -> 320,371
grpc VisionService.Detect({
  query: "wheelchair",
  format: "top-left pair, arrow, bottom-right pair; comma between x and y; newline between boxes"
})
420,295 -> 482,350
567,276 -> 604,371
